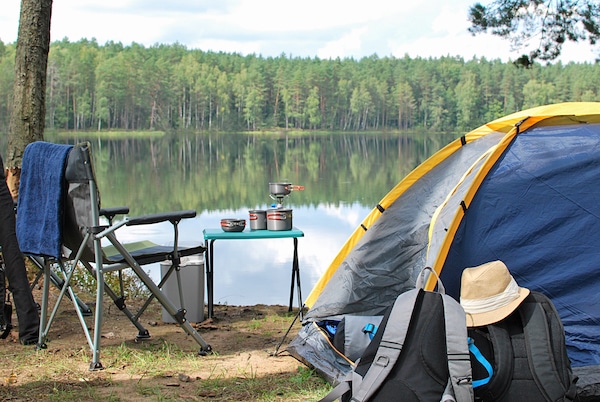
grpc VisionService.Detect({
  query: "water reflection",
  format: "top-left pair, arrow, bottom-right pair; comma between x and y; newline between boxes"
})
58,131 -> 454,306
64,131 -> 455,212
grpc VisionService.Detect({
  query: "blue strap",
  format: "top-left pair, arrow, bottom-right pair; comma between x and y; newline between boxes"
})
362,323 -> 378,340
468,337 -> 494,388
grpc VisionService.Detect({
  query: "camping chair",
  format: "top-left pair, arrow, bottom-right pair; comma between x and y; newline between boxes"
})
16,141 -> 212,370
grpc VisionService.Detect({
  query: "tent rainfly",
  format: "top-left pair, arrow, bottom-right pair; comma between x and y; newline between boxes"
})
288,102 -> 600,399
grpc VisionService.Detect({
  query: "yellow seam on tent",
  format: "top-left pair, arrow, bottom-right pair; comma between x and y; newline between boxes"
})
484,102 -> 600,131
426,204 -> 467,290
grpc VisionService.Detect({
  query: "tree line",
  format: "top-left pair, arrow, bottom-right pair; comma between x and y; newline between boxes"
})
0,38 -> 599,134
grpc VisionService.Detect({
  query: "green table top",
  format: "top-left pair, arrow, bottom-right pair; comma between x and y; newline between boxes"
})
203,227 -> 304,240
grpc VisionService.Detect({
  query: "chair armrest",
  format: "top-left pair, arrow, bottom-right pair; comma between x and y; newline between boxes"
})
100,206 -> 130,221
126,210 -> 196,226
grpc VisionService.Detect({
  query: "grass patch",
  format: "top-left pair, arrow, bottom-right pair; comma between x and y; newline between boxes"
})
194,367 -> 331,401
247,318 -> 264,330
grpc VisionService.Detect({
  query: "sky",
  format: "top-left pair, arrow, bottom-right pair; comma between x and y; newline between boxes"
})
0,0 -> 597,64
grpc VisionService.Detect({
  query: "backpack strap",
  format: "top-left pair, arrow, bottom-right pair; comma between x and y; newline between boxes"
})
350,288 -> 420,402
420,266 -> 473,402
519,295 -> 577,401
442,294 -> 474,402
318,374 -> 351,402
483,323 -> 514,400
468,337 -> 493,388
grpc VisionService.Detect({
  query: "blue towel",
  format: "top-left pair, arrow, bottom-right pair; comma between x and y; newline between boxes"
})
16,142 -> 73,259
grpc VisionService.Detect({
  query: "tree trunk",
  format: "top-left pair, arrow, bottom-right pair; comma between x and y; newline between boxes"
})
5,0 -> 53,200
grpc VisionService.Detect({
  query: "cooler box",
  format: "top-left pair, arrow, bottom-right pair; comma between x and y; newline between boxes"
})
160,255 -> 204,323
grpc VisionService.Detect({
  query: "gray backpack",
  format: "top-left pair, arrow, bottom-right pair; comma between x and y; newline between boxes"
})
320,268 -> 473,402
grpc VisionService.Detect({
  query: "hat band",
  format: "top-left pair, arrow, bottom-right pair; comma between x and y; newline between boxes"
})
461,278 -> 520,315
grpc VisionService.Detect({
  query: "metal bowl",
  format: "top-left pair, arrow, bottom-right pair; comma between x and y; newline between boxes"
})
220,218 -> 246,232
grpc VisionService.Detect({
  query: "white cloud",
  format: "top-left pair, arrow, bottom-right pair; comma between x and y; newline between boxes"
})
432,6 -> 471,35
0,0 -> 596,63
317,26 -> 369,59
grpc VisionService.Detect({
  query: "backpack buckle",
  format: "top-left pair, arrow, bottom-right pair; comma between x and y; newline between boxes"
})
375,355 -> 389,367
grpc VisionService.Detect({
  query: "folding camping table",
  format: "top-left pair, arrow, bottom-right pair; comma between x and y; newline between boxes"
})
202,228 -> 304,319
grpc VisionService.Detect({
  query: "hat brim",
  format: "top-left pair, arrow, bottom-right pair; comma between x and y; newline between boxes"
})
465,287 -> 530,327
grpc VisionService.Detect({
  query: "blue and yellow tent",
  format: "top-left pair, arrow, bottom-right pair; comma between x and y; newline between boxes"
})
289,102 -> 600,396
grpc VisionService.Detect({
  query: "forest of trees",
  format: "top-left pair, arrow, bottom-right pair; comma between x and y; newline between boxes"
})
0,38 -> 599,134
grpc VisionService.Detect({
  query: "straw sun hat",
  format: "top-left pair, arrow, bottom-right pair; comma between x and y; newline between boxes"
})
460,260 -> 530,327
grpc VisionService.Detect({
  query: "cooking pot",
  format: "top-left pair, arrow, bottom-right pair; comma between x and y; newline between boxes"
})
248,210 -> 267,230
269,182 -> 292,196
269,182 -> 305,196
267,208 -> 292,231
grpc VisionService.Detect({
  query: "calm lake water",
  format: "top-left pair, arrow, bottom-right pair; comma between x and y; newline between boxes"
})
58,131 -> 456,307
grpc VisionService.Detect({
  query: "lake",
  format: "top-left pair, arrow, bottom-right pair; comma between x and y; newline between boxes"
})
60,131 -> 456,307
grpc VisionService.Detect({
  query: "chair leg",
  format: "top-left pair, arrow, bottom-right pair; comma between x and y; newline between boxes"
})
28,256 -> 92,316
131,262 -> 179,326
36,260 -> 51,349
37,258 -> 97,352
132,262 -> 187,322
80,261 -> 150,339
90,255 -> 104,371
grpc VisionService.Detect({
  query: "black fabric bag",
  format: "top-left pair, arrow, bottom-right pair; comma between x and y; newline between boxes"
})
468,291 -> 577,402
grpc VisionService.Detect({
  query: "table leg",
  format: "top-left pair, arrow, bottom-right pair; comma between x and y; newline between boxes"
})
205,240 -> 215,319
291,237 -> 303,320
289,240 -> 295,312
